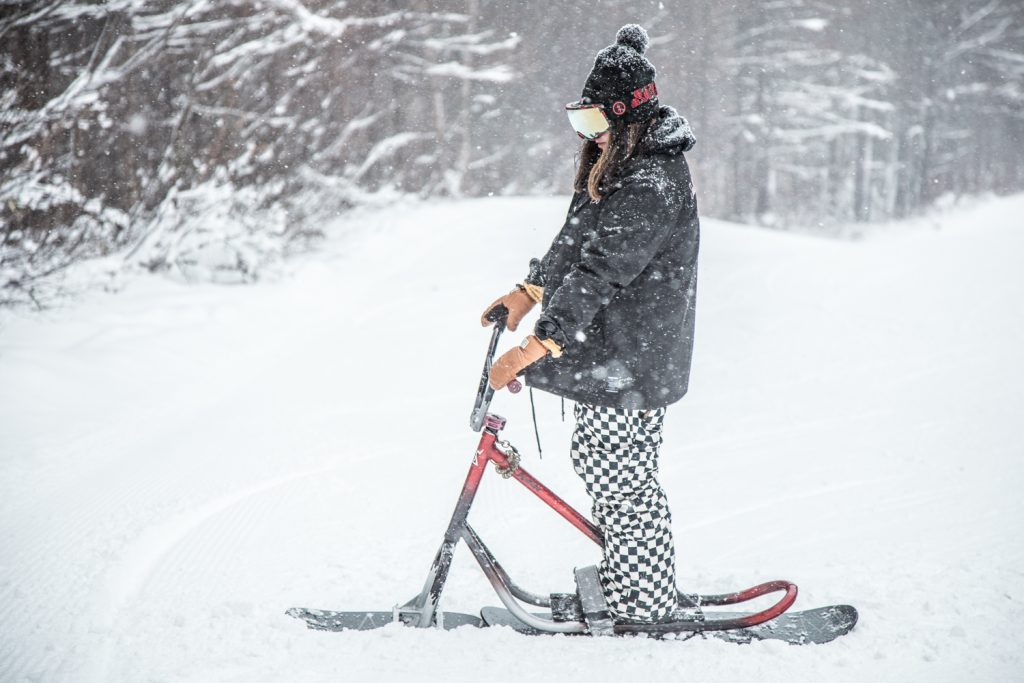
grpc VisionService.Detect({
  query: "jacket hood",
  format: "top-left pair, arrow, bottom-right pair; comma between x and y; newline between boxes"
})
640,105 -> 696,155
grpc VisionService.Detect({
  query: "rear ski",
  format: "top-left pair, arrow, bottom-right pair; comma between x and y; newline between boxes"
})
480,603 -> 858,644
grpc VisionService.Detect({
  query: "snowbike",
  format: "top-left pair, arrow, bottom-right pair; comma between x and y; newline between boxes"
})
287,316 -> 858,644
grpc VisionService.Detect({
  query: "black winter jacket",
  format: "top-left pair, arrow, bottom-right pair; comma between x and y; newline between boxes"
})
525,105 -> 699,410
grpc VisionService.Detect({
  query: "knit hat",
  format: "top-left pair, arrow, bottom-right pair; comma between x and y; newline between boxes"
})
580,24 -> 659,125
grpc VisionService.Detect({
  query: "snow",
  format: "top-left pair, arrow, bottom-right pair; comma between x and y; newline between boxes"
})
1,194 -> 1023,682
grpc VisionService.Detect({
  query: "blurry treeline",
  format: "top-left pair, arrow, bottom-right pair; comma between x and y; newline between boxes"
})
2,0 -> 1023,306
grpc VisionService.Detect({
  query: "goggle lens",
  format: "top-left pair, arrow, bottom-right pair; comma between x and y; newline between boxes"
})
566,104 -> 609,140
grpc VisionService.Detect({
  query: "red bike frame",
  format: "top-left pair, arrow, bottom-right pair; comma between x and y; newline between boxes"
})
399,412 -> 798,635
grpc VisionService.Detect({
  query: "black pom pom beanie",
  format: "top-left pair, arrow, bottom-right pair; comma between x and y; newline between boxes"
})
581,24 -> 659,125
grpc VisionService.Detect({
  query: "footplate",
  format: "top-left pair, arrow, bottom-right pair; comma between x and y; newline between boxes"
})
574,565 -> 615,636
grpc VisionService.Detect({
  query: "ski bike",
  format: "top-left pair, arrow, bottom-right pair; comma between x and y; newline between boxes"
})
288,314 -> 858,644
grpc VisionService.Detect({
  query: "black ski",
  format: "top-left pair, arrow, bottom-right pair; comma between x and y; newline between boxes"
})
288,603 -> 857,645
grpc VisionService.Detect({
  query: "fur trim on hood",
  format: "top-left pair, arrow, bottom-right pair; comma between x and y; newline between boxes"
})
641,106 -> 696,155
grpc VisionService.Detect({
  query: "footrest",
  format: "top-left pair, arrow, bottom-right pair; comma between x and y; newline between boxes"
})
574,565 -> 614,636
549,592 -> 584,622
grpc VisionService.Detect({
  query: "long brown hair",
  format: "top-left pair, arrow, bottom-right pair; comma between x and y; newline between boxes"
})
574,118 -> 654,202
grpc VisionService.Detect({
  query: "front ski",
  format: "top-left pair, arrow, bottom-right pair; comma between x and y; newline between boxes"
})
286,607 -> 482,631
480,604 -> 858,645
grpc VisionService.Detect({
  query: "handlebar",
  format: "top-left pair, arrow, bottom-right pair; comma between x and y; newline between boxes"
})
470,311 -> 521,431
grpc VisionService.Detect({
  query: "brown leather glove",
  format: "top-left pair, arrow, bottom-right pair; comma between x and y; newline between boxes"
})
489,335 -> 562,390
480,283 -> 543,332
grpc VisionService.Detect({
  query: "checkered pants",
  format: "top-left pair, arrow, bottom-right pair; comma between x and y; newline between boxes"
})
571,402 -> 678,623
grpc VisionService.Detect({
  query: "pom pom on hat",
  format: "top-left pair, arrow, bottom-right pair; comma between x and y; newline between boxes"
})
580,24 -> 659,124
615,24 -> 649,55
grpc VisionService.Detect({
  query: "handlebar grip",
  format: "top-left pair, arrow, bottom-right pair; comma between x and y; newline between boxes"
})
507,379 -> 522,394
486,304 -> 509,324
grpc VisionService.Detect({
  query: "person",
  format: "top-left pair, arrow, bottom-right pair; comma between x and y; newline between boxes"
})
480,24 -> 700,624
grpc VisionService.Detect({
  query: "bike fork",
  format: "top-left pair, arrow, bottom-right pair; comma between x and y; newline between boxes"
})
399,416 -> 502,627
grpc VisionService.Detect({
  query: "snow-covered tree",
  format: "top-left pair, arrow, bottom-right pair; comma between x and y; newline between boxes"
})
2,0 -> 1023,308
0,0 -> 519,305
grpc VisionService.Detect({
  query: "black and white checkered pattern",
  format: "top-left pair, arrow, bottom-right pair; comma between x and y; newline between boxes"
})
570,402 -> 678,623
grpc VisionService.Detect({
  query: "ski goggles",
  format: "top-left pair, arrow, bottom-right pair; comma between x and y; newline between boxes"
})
565,101 -> 610,140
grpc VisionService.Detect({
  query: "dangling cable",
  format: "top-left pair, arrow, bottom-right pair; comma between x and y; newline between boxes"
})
529,387 -> 543,459
561,397 -> 566,422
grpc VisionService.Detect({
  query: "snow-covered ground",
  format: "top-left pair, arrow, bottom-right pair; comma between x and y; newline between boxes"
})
1,195 -> 1022,682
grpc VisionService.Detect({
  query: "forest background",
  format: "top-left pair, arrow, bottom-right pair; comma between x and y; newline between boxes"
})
2,0 -> 1022,307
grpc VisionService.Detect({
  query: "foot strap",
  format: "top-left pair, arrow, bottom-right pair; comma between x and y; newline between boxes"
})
574,565 -> 614,636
